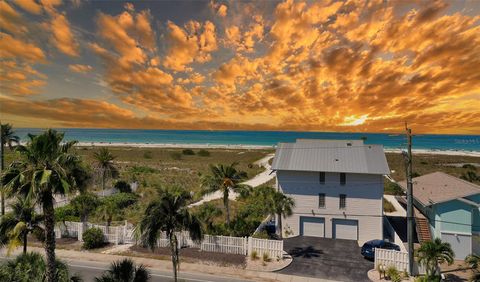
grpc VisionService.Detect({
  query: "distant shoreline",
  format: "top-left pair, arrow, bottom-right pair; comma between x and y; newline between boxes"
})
70,142 -> 480,157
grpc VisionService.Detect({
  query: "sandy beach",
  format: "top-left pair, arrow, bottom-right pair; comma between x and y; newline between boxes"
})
70,142 -> 480,157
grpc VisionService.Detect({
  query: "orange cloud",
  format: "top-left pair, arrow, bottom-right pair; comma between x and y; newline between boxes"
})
50,13 -> 80,56
68,64 -> 93,73
0,32 -> 45,62
14,0 -> 43,14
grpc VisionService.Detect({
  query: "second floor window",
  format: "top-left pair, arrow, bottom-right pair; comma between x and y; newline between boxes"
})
339,194 -> 347,209
319,172 -> 325,184
318,193 -> 325,208
340,173 -> 346,185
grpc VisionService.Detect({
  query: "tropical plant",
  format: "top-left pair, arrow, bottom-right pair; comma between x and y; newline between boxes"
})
0,252 -> 81,281
416,238 -> 455,279
195,202 -> 222,233
182,149 -> 195,155
0,197 -> 44,254
98,200 -> 116,233
461,171 -> 479,183
2,129 -> 86,282
201,162 -> 249,224
466,254 -> 480,282
197,149 -> 210,157
71,193 -> 99,225
95,258 -> 150,282
272,191 -> 295,239
82,227 -> 105,249
0,123 -> 20,215
136,187 -> 203,282
93,148 -> 118,196
114,180 -> 132,193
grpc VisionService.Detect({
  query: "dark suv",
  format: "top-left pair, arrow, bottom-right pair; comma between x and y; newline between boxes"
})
361,239 -> 401,259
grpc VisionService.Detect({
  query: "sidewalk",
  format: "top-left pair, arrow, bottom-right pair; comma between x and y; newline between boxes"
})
5,246 -> 339,282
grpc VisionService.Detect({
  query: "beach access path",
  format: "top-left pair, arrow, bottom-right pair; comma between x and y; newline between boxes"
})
189,153 -> 276,207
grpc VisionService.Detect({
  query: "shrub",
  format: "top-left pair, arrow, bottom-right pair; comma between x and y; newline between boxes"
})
386,266 -> 400,282
197,149 -> 210,157
384,181 -> 404,196
463,164 -> 477,170
262,252 -> 270,262
182,149 -> 195,155
253,230 -> 270,239
170,152 -> 182,160
82,227 -> 105,249
55,205 -> 79,222
420,161 -> 428,165
114,180 -> 132,193
412,172 -> 421,178
104,192 -> 138,209
250,250 -> 258,260
143,151 -> 153,159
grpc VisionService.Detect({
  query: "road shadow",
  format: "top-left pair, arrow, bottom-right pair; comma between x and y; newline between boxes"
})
288,246 -> 323,258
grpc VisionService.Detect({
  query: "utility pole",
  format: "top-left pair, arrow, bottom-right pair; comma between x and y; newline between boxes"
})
0,120 -> 4,216
403,122 -> 414,275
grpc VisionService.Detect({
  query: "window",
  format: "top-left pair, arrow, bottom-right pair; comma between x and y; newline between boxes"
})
318,193 -> 325,208
319,172 -> 325,184
340,173 -> 346,185
339,194 -> 346,209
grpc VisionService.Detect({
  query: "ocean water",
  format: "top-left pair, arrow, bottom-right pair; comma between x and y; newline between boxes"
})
14,128 -> 480,152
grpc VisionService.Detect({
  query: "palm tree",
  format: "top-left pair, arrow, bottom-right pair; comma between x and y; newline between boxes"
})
466,254 -> 480,282
0,251 -> 81,281
136,187 -> 203,282
416,238 -> 455,279
71,192 -> 99,225
195,202 -> 222,233
1,123 -> 20,215
98,200 -> 116,234
2,129 -> 86,282
93,148 -> 118,196
201,162 -> 249,225
0,197 -> 43,254
272,191 -> 295,239
95,258 -> 150,282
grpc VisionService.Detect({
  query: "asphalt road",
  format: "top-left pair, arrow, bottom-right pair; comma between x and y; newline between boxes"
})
0,257 -> 252,282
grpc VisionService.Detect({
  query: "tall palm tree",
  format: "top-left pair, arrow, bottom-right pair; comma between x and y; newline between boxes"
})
0,197 -> 43,254
201,162 -> 249,225
2,129 -> 86,282
95,258 -> 150,282
136,187 -> 203,282
272,191 -> 295,239
98,199 -> 116,234
1,123 -> 20,215
416,238 -> 455,279
93,148 -> 118,196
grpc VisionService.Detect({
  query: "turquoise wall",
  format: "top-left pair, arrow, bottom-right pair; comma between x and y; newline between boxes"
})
430,199 -> 473,235
466,194 -> 480,233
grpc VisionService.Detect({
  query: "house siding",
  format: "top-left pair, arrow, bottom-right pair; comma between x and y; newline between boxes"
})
277,170 -> 383,244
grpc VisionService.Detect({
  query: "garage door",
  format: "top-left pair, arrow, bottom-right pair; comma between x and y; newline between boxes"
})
333,219 -> 358,240
300,216 -> 325,237
441,232 -> 471,259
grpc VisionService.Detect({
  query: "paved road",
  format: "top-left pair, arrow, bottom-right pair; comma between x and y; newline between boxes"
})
278,236 -> 373,282
0,257 -> 252,282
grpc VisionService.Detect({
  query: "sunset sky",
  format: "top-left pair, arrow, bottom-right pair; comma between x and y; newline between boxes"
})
1,0 -> 479,134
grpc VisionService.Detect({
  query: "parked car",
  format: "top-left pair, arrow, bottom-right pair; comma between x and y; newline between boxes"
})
361,239 -> 400,259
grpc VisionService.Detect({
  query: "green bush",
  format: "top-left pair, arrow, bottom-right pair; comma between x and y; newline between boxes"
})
384,181 -> 404,195
197,149 -> 210,157
182,149 -> 195,155
253,230 -> 270,239
170,152 -> 182,160
82,227 -> 105,249
463,164 -> 476,170
250,250 -> 258,260
383,198 -> 396,213
386,266 -> 400,282
114,180 -> 132,193
55,205 -> 79,222
143,151 -> 153,159
104,193 -> 138,209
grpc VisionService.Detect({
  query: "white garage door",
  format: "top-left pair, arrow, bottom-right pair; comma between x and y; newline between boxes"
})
441,232 -> 472,259
300,217 -> 325,237
333,219 -> 358,240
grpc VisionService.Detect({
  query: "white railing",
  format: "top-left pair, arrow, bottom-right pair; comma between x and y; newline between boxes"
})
201,235 -> 247,255
57,221 -> 283,258
375,248 -> 409,273
248,237 -> 283,259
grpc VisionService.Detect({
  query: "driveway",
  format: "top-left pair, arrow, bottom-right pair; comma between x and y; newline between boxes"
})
278,236 -> 373,282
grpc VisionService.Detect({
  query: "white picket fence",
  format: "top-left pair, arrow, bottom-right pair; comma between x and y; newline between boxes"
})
201,235 -> 247,255
374,248 -> 426,275
249,237 -> 284,259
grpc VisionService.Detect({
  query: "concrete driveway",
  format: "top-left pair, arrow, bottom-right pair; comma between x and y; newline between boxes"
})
278,236 -> 373,282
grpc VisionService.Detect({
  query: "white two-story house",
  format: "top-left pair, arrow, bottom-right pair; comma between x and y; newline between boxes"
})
271,139 -> 390,244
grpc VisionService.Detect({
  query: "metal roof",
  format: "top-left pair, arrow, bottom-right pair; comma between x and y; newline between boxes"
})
271,139 -> 390,175
397,172 -> 480,206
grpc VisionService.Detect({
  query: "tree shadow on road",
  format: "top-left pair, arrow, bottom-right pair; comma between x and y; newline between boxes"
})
288,246 -> 323,258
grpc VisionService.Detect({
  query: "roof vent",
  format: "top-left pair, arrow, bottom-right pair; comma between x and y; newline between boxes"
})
335,158 -> 339,161
347,142 -> 352,146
